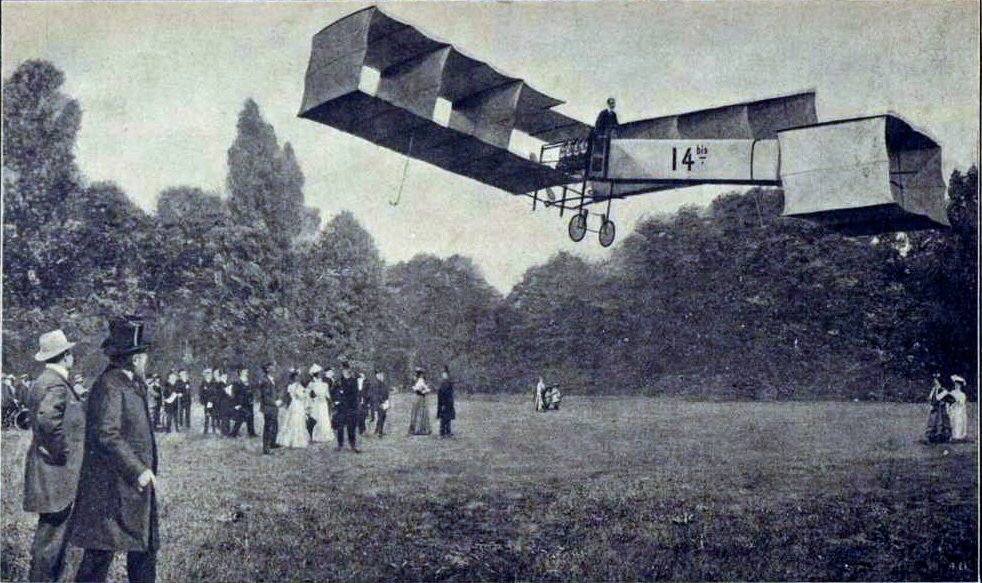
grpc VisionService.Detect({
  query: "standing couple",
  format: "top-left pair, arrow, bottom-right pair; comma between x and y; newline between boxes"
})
275,366 -> 327,450
408,366 -> 456,437
24,316 -> 160,582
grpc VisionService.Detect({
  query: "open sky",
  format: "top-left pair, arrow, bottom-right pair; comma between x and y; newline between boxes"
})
3,1 -> 978,291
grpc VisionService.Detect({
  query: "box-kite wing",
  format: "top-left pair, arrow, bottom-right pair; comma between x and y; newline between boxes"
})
299,6 -> 589,195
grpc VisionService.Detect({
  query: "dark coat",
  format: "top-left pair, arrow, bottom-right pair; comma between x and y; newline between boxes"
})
437,379 -> 455,421
70,366 -> 159,552
594,109 -> 619,136
23,368 -> 86,514
335,376 -> 359,416
258,377 -> 280,413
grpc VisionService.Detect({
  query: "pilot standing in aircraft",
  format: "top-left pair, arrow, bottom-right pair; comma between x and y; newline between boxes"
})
594,97 -> 619,138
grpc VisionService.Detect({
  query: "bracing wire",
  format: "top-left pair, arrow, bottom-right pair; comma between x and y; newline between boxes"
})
390,132 -> 415,207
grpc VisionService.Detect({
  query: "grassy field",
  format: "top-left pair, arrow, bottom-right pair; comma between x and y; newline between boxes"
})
1,395 -> 977,582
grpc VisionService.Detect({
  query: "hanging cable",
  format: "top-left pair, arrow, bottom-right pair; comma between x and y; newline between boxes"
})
390,132 -> 415,207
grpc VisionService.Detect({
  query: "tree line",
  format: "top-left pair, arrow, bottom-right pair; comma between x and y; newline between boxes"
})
2,60 -> 977,400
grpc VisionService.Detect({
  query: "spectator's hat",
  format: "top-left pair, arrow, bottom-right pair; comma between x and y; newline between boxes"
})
101,316 -> 151,357
203,367 -> 213,374
951,374 -> 966,385
415,366 -> 425,374
310,363 -> 323,375
34,329 -> 76,362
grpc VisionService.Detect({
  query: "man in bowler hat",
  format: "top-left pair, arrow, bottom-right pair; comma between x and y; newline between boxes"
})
71,316 -> 160,583
23,329 -> 84,582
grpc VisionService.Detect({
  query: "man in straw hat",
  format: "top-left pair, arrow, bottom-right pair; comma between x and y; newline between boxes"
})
22,329 -> 84,582
71,315 -> 160,582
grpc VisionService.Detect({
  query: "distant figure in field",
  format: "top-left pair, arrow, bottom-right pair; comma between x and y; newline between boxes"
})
71,316 -> 159,583
258,363 -> 282,454
408,368 -> 432,436
357,372 -> 369,435
437,366 -> 456,437
228,368 -> 255,438
335,361 -> 361,452
535,377 -> 546,412
23,329 -> 83,583
372,370 -> 390,437
925,374 -> 953,443
594,97 -> 619,138
200,368 -> 219,435
308,365 -> 334,444
177,369 -> 192,429
948,375 -> 969,441
278,369 -> 310,449
162,371 -> 180,433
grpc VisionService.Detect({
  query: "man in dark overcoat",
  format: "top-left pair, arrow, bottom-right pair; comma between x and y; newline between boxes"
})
70,315 -> 159,583
23,329 -> 85,582
437,365 -> 456,437
229,367 -> 256,438
258,363 -> 282,454
334,361 -> 360,452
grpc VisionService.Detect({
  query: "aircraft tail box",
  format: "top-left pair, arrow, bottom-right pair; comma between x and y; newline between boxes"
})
778,115 -> 949,234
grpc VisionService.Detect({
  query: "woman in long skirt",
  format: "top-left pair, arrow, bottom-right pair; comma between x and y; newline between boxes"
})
408,368 -> 432,435
948,375 -> 969,441
278,375 -> 311,448
925,375 -> 952,444
309,368 -> 334,443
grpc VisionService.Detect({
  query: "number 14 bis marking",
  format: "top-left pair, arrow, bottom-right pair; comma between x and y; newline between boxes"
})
672,146 -> 702,171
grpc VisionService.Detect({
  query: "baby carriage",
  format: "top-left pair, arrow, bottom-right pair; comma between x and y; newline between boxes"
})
543,386 -> 563,411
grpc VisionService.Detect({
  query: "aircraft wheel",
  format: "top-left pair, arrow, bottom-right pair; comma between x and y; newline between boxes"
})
599,218 -> 616,247
568,213 -> 587,242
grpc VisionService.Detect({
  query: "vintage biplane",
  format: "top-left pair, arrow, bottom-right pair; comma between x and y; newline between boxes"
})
299,6 -> 949,246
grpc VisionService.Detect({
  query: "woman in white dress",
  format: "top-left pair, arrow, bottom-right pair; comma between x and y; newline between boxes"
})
948,375 -> 969,441
408,368 -> 432,435
308,366 -> 334,443
277,373 -> 310,448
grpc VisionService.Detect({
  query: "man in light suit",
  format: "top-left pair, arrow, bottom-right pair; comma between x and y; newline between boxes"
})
23,329 -> 85,582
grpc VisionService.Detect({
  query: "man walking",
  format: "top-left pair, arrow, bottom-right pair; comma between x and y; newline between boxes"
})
258,363 -> 282,454
335,361 -> 360,452
23,329 -> 85,582
71,316 -> 159,583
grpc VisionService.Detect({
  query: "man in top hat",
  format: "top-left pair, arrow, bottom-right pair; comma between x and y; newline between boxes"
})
71,316 -> 160,583
334,360 -> 361,452
23,329 -> 85,582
